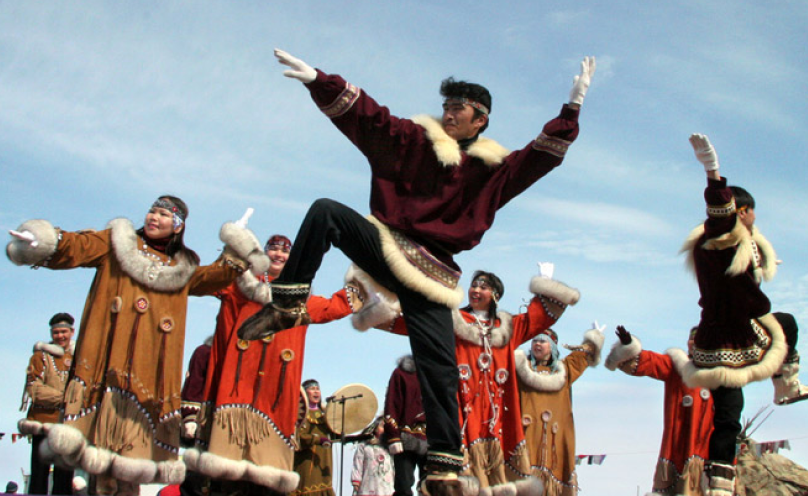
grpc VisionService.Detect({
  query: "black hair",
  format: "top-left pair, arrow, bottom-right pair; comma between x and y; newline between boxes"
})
440,77 -> 492,133
49,312 -> 75,327
137,195 -> 200,265
462,270 -> 505,317
729,186 -> 755,210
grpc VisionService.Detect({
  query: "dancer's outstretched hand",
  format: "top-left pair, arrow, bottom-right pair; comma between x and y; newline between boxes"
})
235,207 -> 254,229
537,262 -> 555,279
615,325 -> 632,345
569,56 -> 596,106
275,48 -> 316,83
689,133 -> 720,172
9,229 -> 39,247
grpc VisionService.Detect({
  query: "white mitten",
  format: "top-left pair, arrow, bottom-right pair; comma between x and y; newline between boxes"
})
183,421 -> 198,440
9,229 -> 39,247
537,262 -> 555,279
388,441 -> 404,455
234,207 -> 254,229
275,49 -> 317,83
689,133 -> 720,172
568,56 -> 596,106
592,320 -> 606,334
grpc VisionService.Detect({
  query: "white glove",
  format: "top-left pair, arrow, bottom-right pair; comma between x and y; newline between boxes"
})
689,133 -> 720,172
9,229 -> 39,247
388,441 -> 404,455
592,320 -> 606,334
275,48 -> 316,84
537,262 -> 555,279
235,207 -> 254,229
568,56 -> 596,106
182,421 -> 198,440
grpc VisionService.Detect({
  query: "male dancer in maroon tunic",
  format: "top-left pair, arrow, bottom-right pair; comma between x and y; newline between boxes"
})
239,49 -> 595,494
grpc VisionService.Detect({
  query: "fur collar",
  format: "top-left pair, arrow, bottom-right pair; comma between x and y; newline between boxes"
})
411,115 -> 510,167
109,218 -> 197,291
681,220 -> 777,283
514,349 -> 567,392
33,340 -> 75,357
454,310 -> 514,347
236,271 -> 272,304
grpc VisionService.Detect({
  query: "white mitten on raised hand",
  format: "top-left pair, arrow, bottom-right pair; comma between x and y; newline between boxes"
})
568,56 -> 596,106
689,133 -> 720,172
275,49 -> 317,83
537,262 -> 555,279
9,229 -> 39,247
235,207 -> 254,229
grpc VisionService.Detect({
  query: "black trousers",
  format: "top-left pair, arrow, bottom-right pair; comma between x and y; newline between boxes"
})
277,199 -> 462,460
709,386 -> 744,464
393,451 -> 426,496
30,434 -> 74,495
773,312 -> 799,357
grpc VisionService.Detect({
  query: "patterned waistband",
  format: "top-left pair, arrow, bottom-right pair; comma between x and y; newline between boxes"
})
389,229 -> 461,290
693,319 -> 772,369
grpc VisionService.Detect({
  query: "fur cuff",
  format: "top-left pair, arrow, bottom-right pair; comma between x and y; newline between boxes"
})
581,328 -> 606,367
18,418 -> 46,436
6,219 -> 59,266
529,276 -> 581,305
605,336 -> 643,371
236,271 -> 272,304
345,265 -> 401,331
219,222 -> 269,274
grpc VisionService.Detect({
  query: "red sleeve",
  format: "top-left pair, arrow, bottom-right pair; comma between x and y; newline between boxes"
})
510,296 -> 557,345
633,350 -> 675,381
307,289 -> 353,324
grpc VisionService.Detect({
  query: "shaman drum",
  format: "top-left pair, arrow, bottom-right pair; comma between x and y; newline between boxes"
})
324,383 -> 378,435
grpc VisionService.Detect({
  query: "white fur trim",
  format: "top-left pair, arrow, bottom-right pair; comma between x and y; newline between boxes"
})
47,424 -> 86,456
34,341 -> 65,357
529,276 -> 580,305
489,482 -> 517,496
367,216 -> 464,308
110,218 -> 197,291
581,328 -> 605,367
156,460 -> 187,484
6,219 -> 59,266
194,450 -> 248,480
410,115 -> 510,167
676,313 -> 788,389
514,349 -> 567,392
398,355 -> 416,373
18,418 -> 45,436
110,455 -> 158,483
457,475 -> 481,496
219,222 -> 269,274
605,336 -> 643,371
38,434 -> 57,462
183,447 -> 201,470
345,265 -> 401,331
80,446 -> 114,475
236,271 -> 273,304
453,310 -> 514,348
681,222 -> 777,283
514,477 -> 543,496
245,460 -> 301,493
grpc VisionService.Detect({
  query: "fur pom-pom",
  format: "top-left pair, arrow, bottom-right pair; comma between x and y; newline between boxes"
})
6,219 -> 59,266
529,276 -> 580,305
47,424 -> 86,456
80,446 -> 114,475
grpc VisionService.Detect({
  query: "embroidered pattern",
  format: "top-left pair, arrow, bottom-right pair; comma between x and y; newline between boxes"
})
693,319 -> 772,368
532,133 -> 571,158
320,82 -> 361,118
706,199 -> 736,218
390,229 -> 460,290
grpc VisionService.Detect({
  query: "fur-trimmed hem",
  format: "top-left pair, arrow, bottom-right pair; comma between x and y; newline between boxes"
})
344,265 -> 401,331
529,277 -> 580,306
6,219 -> 59,266
183,447 -> 300,492
454,310 -> 515,347
368,216 -> 464,309
236,271 -> 272,304
411,115 -> 510,167
219,222 -> 269,275
605,336 -> 643,371
675,313 -> 787,389
514,350 -> 567,392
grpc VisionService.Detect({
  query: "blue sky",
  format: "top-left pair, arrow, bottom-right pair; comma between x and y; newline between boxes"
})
1,1 -> 806,494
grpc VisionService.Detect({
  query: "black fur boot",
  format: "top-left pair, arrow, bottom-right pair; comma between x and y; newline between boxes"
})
238,283 -> 311,340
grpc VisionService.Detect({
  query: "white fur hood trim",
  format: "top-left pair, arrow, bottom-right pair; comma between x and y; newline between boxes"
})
605,336 -> 642,371
33,340 -> 76,357
411,115 -> 510,167
110,218 -> 197,291
681,221 -> 777,283
529,276 -> 580,305
454,310 -> 514,348
514,349 -> 567,392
